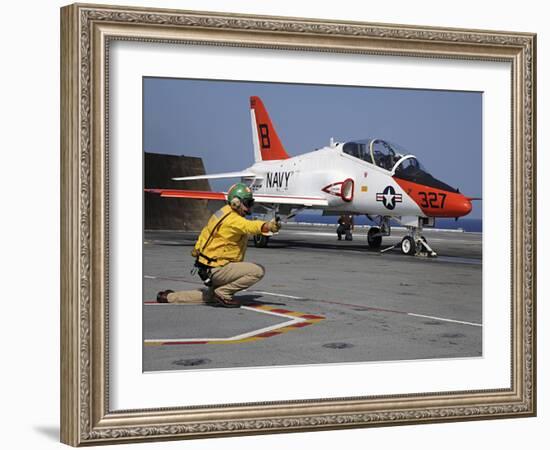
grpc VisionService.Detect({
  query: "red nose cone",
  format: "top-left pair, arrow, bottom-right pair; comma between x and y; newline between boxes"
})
433,193 -> 472,217
393,178 -> 473,218
459,197 -> 473,216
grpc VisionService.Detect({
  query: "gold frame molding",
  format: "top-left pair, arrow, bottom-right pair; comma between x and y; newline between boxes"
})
60,3 -> 536,446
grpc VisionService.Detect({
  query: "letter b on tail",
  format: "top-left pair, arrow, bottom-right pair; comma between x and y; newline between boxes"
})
250,96 -> 290,162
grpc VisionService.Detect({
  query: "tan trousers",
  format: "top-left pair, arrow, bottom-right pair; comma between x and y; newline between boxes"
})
167,262 -> 265,304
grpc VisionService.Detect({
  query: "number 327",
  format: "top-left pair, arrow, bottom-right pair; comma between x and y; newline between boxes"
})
419,192 -> 447,208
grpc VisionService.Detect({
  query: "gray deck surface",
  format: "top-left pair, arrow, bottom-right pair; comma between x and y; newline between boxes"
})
143,224 -> 482,372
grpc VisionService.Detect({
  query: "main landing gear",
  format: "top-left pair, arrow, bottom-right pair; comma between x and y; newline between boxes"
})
367,216 -> 437,257
253,204 -> 292,248
366,216 -> 390,250
253,234 -> 270,248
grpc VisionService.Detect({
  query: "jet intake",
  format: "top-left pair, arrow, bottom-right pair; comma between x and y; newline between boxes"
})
321,178 -> 354,203
341,178 -> 354,202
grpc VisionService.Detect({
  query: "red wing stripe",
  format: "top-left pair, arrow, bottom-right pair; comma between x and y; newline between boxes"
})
145,189 -> 226,200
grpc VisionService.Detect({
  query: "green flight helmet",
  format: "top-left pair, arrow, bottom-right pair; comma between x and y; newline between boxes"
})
227,183 -> 255,209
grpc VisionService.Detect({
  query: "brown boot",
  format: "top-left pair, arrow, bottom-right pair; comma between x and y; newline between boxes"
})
156,290 -> 174,303
212,293 -> 240,308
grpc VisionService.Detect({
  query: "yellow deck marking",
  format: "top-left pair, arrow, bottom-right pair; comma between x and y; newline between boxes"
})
144,304 -> 325,346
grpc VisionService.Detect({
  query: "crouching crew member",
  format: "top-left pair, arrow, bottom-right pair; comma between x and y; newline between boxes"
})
156,183 -> 281,308
337,214 -> 354,241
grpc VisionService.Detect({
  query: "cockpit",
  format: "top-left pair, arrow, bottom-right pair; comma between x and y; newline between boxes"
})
342,138 -> 403,171
342,138 -> 456,192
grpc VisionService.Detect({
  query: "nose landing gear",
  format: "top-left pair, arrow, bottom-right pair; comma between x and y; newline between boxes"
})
400,236 -> 416,255
400,227 -> 437,257
372,215 -> 438,257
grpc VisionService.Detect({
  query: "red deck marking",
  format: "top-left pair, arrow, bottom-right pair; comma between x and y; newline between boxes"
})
145,304 -> 326,346
363,306 -> 407,314
301,314 -> 325,320
256,331 -> 282,338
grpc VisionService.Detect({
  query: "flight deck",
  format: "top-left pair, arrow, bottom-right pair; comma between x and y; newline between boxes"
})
143,223 -> 482,372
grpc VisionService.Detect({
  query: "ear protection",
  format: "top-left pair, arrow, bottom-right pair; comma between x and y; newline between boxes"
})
230,197 -> 241,209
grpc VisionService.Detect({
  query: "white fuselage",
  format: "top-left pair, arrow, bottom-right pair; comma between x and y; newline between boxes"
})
246,144 -> 424,217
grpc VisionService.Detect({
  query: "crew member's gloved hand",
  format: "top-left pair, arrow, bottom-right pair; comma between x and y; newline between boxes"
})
268,217 -> 281,233
191,248 -> 199,258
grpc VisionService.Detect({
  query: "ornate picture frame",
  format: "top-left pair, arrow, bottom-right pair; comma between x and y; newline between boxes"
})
60,3 -> 536,446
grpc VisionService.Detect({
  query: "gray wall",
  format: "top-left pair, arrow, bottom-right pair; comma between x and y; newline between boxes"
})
144,153 -> 212,230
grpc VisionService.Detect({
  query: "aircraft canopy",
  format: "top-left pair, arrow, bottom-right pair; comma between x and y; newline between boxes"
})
343,138 -> 457,192
342,138 -> 404,170
393,154 -> 456,192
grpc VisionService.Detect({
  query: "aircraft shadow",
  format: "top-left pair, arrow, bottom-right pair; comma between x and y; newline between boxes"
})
206,294 -> 287,308
267,238 -> 378,253
145,235 -> 381,254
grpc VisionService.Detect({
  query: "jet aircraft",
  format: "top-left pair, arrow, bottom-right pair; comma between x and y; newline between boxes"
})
146,96 -> 478,256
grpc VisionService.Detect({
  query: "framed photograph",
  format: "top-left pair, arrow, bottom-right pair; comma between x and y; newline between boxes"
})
60,3 -> 536,446
141,78 -> 483,373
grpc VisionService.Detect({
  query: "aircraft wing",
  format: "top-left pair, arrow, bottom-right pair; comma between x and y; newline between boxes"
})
145,189 -> 226,201
172,171 -> 258,181
145,189 -> 329,207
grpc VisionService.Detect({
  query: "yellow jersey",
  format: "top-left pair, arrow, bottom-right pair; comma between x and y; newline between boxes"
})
193,205 -> 266,267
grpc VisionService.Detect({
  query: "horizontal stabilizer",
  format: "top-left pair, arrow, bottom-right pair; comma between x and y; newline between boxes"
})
172,171 -> 258,181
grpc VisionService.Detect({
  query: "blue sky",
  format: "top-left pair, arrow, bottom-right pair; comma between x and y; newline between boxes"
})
143,77 -> 482,220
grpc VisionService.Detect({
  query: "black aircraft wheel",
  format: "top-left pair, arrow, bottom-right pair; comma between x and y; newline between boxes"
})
400,236 -> 416,255
253,234 -> 269,248
367,227 -> 382,249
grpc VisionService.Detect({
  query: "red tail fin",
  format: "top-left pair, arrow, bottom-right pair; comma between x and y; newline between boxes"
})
250,96 -> 290,161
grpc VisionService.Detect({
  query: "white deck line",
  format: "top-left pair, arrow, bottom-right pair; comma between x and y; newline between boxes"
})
144,286 -> 481,329
249,290 -> 304,300
407,313 -> 482,327
143,306 -> 306,344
